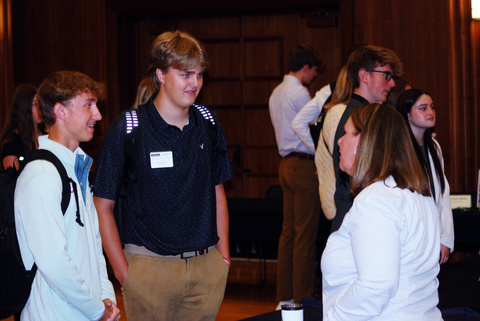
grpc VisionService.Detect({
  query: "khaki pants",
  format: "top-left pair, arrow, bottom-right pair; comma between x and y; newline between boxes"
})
123,247 -> 229,321
277,156 -> 321,302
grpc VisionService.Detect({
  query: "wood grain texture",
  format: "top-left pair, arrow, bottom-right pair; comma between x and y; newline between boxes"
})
3,0 -> 479,196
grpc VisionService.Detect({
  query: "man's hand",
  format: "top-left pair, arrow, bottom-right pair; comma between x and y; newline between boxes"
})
99,299 -> 121,321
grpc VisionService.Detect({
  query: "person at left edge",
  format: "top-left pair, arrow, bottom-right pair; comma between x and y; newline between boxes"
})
14,71 -> 120,321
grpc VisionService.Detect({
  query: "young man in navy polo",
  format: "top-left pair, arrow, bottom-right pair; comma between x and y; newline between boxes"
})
93,30 -> 233,321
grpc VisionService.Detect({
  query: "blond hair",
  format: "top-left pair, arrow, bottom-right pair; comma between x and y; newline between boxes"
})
132,77 -> 155,109
149,30 -> 208,91
324,65 -> 352,110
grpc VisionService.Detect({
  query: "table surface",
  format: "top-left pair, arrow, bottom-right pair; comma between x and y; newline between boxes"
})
240,306 -> 480,321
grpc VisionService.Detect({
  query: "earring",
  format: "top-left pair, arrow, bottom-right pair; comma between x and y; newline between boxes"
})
354,148 -> 357,155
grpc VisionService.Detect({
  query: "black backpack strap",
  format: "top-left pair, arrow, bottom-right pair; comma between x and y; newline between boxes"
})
123,109 -> 142,219
24,150 -> 82,225
193,104 -> 226,156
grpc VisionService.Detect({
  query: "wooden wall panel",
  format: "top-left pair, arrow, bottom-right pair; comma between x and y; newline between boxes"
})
211,109 -> 244,147
12,0 -> 107,86
1,0 -> 14,127
174,14 -> 341,197
243,38 -> 283,78
10,0 -> 108,159
204,41 -> 242,79
446,0 -> 480,192
242,80 -> 279,106
243,146 -> 280,176
351,0 -> 480,193
244,177 -> 281,198
241,14 -> 342,96
245,109 -> 276,147
180,17 -> 242,39
352,0 -> 456,186
199,81 -> 242,106
9,0 -> 478,196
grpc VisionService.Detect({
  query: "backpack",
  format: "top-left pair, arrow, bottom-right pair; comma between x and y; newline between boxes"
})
309,81 -> 336,150
114,104 -> 222,244
0,149 -> 80,319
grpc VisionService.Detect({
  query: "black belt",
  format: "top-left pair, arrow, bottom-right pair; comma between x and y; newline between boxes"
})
180,247 -> 212,259
125,244 -> 215,259
284,152 -> 314,161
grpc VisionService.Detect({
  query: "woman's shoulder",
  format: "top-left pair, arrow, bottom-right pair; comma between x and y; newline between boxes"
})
352,177 -> 434,223
356,177 -> 415,203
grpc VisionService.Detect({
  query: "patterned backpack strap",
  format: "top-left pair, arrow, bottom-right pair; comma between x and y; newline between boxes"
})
123,109 -> 142,219
125,109 -> 140,133
193,104 -> 216,125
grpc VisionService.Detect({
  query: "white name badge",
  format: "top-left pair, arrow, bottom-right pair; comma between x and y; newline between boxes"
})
150,151 -> 173,168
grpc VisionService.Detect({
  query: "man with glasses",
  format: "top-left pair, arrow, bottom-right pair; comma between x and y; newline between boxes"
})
331,45 -> 403,232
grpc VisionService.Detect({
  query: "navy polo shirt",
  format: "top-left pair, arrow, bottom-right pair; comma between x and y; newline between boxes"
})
94,96 -> 233,255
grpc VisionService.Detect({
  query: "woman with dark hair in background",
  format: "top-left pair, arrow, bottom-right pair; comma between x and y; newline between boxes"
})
386,76 -> 412,107
0,84 -> 42,170
322,102 -> 442,320
396,89 -> 454,264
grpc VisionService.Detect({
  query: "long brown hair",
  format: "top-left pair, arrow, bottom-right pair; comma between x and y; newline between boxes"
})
350,103 -> 431,197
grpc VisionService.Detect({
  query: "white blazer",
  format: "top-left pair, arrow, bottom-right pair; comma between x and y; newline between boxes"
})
430,138 -> 454,251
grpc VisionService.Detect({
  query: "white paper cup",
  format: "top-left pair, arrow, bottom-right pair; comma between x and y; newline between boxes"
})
281,303 -> 303,321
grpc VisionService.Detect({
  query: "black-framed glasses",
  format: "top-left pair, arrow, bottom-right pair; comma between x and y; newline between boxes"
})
367,70 -> 394,82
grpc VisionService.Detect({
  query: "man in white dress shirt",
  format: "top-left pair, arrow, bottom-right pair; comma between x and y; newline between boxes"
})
269,44 -> 322,306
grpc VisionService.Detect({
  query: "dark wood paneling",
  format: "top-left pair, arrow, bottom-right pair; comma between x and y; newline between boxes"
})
10,0 -> 108,159
243,38 -> 283,78
104,0 -> 339,18
6,0 -> 479,197
446,0 -> 480,192
177,14 -> 342,197
1,0 -> 14,126
351,0 -> 480,193
354,0 -> 451,185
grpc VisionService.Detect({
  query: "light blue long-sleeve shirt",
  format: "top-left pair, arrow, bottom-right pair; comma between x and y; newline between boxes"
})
14,135 -> 116,321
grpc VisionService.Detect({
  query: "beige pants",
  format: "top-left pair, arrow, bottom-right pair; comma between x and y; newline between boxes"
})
123,247 -> 229,321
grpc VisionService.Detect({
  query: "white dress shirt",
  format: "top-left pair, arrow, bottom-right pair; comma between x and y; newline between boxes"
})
291,84 -> 332,153
322,176 -> 442,320
430,139 -> 454,250
269,75 -> 313,157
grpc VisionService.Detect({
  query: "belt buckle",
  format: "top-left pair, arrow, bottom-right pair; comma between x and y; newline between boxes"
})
180,251 -> 195,259
180,248 -> 208,259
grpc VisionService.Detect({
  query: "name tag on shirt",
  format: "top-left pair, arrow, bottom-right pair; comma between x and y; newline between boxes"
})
150,151 -> 173,168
